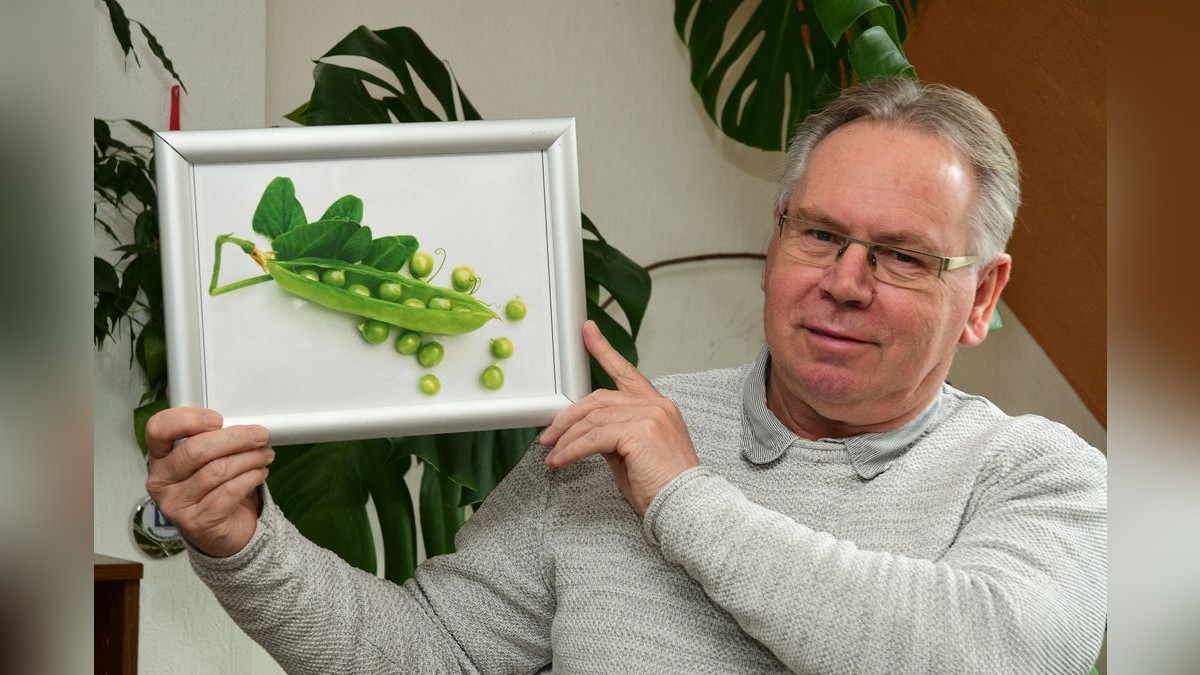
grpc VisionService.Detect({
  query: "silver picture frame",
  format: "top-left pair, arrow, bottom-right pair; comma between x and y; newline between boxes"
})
155,119 -> 589,445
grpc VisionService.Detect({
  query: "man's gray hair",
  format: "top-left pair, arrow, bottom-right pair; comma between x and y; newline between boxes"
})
774,77 -> 1020,264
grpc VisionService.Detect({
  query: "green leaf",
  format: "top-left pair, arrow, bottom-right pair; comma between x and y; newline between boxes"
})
271,219 -> 362,261
583,239 -> 652,338
303,62 -> 392,126
675,0 -> 920,150
94,119 -> 113,154
814,0 -> 900,48
252,177 -> 307,239
581,212 -> 606,243
320,194 -> 364,223
334,224 -> 373,263
124,118 -> 156,139
419,461 -> 467,557
364,448 -> 417,583
135,22 -> 187,92
363,235 -> 419,272
133,395 -> 169,458
95,257 -> 120,297
847,26 -> 917,82
103,0 -> 135,62
267,440 -> 385,574
135,324 -> 167,384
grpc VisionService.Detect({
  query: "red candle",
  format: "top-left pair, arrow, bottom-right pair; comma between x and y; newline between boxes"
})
169,85 -> 181,131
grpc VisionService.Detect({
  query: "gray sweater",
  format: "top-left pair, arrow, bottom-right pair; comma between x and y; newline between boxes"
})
191,361 -> 1107,674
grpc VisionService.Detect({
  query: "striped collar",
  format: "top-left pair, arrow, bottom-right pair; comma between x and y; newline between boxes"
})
740,348 -> 944,479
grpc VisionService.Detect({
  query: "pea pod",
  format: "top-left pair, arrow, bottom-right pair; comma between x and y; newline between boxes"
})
210,235 -> 498,335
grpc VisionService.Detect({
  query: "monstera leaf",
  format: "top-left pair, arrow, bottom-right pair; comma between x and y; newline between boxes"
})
675,0 -> 919,151
270,24 -> 652,581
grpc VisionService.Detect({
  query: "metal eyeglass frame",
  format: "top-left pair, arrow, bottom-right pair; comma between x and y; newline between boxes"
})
777,214 -> 978,279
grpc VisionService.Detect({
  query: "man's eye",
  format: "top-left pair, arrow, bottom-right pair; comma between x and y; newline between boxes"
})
805,229 -> 836,243
881,248 -> 923,267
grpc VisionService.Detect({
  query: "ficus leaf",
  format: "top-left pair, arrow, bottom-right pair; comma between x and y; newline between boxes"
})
136,21 -> 187,92
102,0 -> 135,62
252,177 -> 307,239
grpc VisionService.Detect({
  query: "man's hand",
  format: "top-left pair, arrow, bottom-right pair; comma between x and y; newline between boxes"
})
144,407 -> 274,558
540,320 -> 700,514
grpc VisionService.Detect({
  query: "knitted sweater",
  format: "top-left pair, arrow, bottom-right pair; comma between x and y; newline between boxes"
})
190,361 -> 1107,674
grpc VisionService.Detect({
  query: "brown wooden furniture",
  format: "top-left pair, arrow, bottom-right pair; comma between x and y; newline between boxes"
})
94,553 -> 143,675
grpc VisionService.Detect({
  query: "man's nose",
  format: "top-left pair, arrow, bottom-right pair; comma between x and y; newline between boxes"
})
818,241 -> 875,305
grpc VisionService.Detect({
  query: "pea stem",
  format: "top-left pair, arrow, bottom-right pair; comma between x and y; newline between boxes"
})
210,234 -> 274,296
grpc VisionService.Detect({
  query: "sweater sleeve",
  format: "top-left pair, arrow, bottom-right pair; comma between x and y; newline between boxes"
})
188,443 -> 555,674
642,424 -> 1107,674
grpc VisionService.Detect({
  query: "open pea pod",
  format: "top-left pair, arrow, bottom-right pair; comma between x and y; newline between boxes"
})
271,258 -> 497,335
211,234 -> 498,335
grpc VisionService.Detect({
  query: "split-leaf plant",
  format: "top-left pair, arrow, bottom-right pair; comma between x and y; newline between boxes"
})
269,25 -> 650,579
674,0 -> 919,152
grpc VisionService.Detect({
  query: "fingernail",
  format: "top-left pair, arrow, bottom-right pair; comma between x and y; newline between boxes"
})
250,426 -> 269,445
204,411 -> 222,428
264,448 -> 276,462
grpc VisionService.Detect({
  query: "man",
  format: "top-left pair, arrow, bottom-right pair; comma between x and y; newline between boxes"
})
147,77 -> 1106,673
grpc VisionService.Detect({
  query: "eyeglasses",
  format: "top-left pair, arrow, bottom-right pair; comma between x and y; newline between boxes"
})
776,214 -> 978,290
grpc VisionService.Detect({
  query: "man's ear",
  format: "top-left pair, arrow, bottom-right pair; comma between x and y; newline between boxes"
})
960,254 -> 1012,347
763,209 -> 781,292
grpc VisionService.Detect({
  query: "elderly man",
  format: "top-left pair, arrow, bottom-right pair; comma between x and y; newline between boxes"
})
147,77 -> 1106,673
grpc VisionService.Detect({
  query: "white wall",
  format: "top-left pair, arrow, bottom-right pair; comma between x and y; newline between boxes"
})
92,1 -> 272,673
93,1 -> 1106,672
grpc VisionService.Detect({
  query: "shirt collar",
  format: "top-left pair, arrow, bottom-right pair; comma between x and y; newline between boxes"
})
740,348 -> 944,479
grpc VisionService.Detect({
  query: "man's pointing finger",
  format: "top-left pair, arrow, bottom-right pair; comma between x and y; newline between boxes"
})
582,319 -> 656,395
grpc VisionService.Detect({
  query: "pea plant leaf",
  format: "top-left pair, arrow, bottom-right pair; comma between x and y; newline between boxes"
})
271,219 -> 361,261
252,177 -> 307,240
333,224 -> 373,263
320,194 -> 364,222
363,234 -> 419,272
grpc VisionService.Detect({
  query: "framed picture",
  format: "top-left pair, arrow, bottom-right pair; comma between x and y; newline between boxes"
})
154,119 -> 589,445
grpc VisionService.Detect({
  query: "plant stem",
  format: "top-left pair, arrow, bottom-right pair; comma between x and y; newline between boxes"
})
599,252 -> 765,310
210,234 -> 273,296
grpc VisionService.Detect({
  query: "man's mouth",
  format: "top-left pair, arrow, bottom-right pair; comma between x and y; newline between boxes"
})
805,325 -> 870,344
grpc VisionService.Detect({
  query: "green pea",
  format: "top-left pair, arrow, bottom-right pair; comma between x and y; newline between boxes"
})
417,341 -> 444,368
418,374 -> 441,396
394,331 -> 421,355
322,269 -> 346,288
452,305 -> 472,313
451,266 -> 478,293
481,364 -> 504,390
300,268 -> 320,283
377,281 -> 404,302
428,296 -> 452,311
358,319 -> 390,345
490,337 -> 514,360
403,298 -> 426,309
348,283 -> 371,297
505,296 -> 527,321
409,251 -> 434,279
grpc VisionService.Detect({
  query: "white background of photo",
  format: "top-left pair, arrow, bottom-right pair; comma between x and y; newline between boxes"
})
193,150 -> 557,420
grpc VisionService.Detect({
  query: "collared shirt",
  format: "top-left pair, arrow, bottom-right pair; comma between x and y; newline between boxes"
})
740,348 -> 946,479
